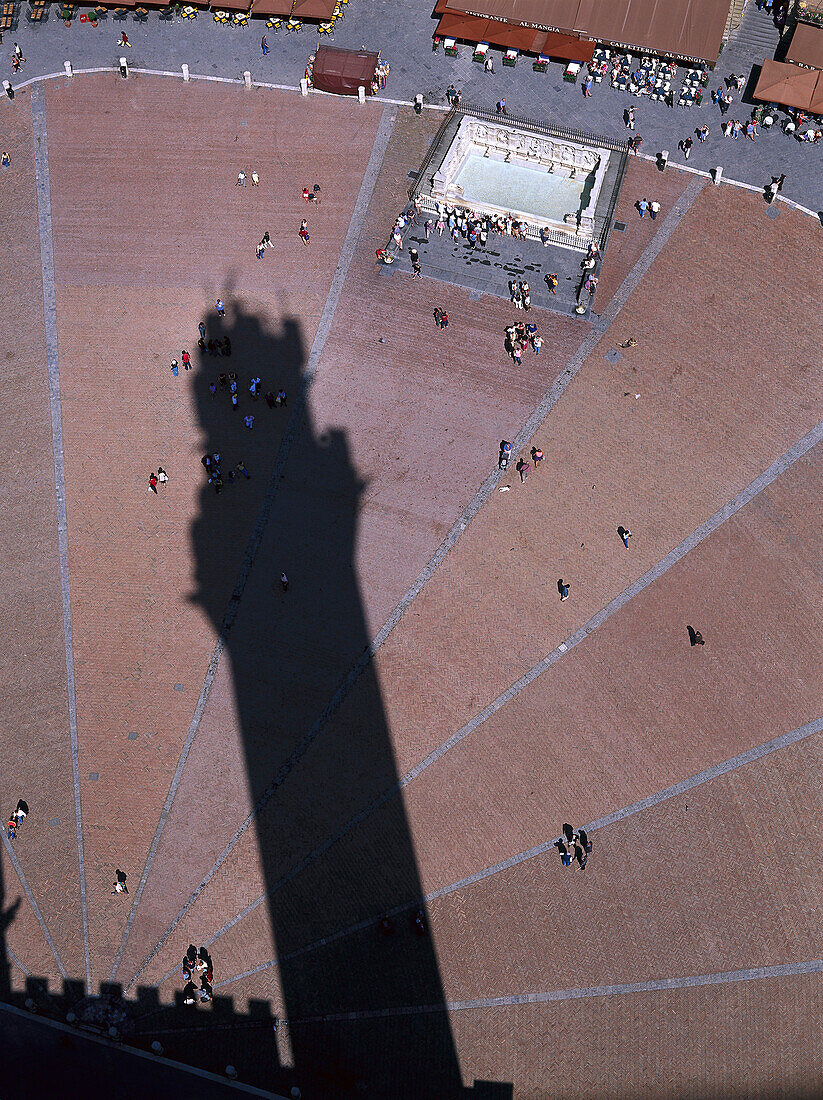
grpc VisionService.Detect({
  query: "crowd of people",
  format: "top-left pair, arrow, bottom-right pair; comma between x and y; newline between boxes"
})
182,944 -> 215,1006
390,201 -> 535,254
554,823 -> 593,870
504,317 -> 544,366
6,798 -> 28,840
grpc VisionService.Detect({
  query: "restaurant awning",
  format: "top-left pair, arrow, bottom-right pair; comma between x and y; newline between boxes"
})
436,9 -> 493,41
575,0 -> 728,64
445,0 -> 727,62
785,21 -> 823,70
447,0 -> 580,34
540,29 -> 595,61
252,0 -> 293,14
809,73 -> 823,111
311,45 -> 379,95
290,0 -> 337,18
753,57 -> 820,109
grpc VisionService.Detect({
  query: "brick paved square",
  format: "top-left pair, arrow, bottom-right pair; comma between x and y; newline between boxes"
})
3,70 -> 823,1100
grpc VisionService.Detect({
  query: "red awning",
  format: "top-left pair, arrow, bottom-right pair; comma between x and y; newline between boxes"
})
445,0 -> 727,62
290,0 -> 336,18
539,29 -> 594,61
311,45 -> 379,95
753,57 -> 820,109
252,0 -> 293,13
436,9 -> 492,40
785,21 -> 823,70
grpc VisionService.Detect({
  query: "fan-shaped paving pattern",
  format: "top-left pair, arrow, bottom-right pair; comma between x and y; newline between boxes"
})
3,72 -> 822,1097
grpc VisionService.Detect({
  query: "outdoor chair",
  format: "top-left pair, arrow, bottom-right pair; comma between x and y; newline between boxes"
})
27,1 -> 49,23
0,1 -> 18,29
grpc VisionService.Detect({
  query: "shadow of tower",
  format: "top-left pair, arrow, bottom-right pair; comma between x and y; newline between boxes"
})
188,298 -> 474,1098
0,850 -> 21,1001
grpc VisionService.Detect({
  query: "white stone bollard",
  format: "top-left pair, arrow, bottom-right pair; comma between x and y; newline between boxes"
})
226,1065 -> 237,1078
151,1041 -> 163,1054
300,77 -> 308,96
358,85 -> 366,104
182,63 -> 190,82
119,56 -> 128,78
64,60 -> 73,78
3,79 -> 14,100
713,166 -> 723,185
243,70 -> 252,89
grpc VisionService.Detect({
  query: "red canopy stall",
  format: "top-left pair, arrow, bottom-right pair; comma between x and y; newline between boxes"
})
311,45 -> 380,95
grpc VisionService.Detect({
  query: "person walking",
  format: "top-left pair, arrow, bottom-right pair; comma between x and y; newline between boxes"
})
688,625 -> 705,646
119,32 -> 131,48
617,525 -> 632,547
215,298 -> 225,316
261,34 -> 269,54
111,869 -> 129,894
251,171 -> 260,186
626,106 -> 636,130
637,198 -> 649,218
681,135 -> 693,159
516,457 -> 530,482
484,54 -> 494,74
280,571 -> 289,592
558,578 -> 570,601
181,350 -> 191,370
545,272 -> 558,295
496,98 -> 506,115
148,472 -> 158,494
531,446 -> 544,466
532,334 -> 543,355
554,838 -> 571,866
583,74 -> 593,97
244,414 -> 254,430
236,461 -> 250,479
170,358 -> 179,377
697,124 -> 709,143
157,467 -> 168,487
236,170 -> 246,186
649,199 -> 660,220
299,220 -> 310,245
